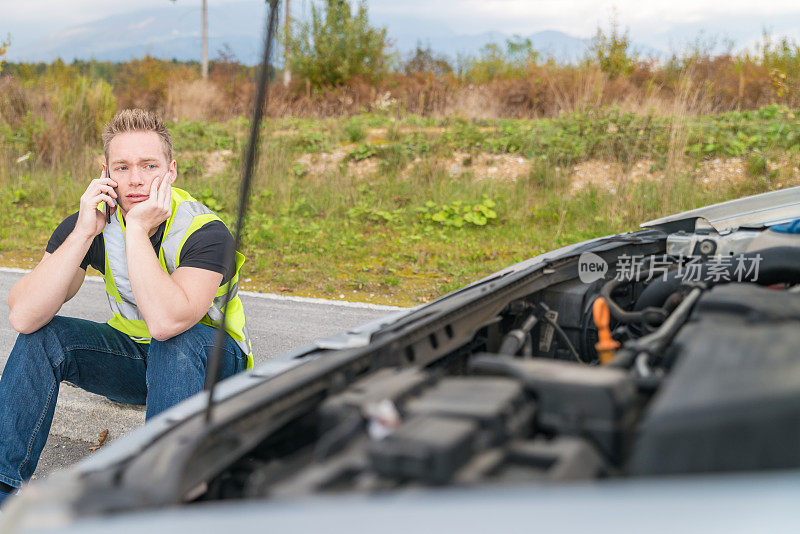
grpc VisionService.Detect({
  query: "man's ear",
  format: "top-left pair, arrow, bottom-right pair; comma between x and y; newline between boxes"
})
169,160 -> 177,183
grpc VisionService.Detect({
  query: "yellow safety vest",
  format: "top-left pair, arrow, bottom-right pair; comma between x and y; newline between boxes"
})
101,187 -> 253,369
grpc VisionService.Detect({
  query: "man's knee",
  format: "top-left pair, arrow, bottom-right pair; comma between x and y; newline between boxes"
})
146,323 -> 244,379
147,323 -> 213,369
11,317 -> 71,367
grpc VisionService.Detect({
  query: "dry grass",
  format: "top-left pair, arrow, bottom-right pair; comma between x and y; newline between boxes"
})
165,80 -> 227,122
4,41 -> 798,122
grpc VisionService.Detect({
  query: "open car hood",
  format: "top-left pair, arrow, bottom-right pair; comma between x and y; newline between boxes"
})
641,185 -> 800,234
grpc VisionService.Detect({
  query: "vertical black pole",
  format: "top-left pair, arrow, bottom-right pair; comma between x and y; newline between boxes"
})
204,0 -> 280,424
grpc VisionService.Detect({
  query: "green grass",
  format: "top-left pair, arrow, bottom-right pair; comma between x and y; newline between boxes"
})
249,105 -> 800,161
2,106 -> 799,306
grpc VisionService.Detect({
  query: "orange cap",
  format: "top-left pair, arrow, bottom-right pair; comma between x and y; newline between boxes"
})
593,297 -> 620,363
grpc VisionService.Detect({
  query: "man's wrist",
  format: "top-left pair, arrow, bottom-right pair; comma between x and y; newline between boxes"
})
66,228 -> 97,247
124,221 -> 150,238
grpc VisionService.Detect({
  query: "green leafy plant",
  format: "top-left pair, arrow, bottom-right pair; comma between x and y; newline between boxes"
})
11,188 -> 29,204
287,0 -> 389,89
416,196 -> 498,228
348,143 -> 377,161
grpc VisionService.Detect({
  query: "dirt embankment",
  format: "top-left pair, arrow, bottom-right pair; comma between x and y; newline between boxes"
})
292,149 -> 800,192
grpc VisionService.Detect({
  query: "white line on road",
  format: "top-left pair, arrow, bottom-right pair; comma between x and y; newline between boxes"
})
0,267 -> 30,274
0,267 -> 405,311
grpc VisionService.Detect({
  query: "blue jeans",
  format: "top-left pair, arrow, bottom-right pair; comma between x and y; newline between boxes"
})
0,316 -> 247,489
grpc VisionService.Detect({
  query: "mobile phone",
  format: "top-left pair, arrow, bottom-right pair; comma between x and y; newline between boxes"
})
105,165 -> 112,223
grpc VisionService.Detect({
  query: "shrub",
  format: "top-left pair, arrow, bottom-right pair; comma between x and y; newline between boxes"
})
462,36 -> 540,83
343,117 -> 366,142
287,0 -> 390,89
404,45 -> 453,77
587,14 -> 637,79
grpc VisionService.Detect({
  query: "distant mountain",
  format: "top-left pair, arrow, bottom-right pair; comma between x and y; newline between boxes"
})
5,2 -> 647,65
388,28 -> 593,64
7,3 -> 266,64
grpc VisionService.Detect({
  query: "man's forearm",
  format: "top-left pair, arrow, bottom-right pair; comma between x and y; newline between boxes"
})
8,231 -> 93,333
124,226 -> 195,340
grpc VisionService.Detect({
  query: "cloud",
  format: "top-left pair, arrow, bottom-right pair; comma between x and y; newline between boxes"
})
4,0 -> 800,60
128,16 -> 156,31
369,0 -> 800,37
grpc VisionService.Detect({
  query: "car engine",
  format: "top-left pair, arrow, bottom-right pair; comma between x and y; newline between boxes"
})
180,225 -> 800,503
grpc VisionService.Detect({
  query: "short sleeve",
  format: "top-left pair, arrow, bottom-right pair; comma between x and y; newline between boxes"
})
46,212 -> 105,272
177,220 -> 236,285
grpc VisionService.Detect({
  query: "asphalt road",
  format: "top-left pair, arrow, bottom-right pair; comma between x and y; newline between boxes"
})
0,268 -> 398,482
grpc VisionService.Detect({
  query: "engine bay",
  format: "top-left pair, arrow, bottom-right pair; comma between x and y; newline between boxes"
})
46,222 -> 783,512
187,225 -> 800,502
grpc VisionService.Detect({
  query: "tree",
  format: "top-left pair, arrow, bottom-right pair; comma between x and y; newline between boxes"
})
404,44 -> 453,77
461,36 -> 539,83
287,0 -> 389,89
588,12 -> 637,79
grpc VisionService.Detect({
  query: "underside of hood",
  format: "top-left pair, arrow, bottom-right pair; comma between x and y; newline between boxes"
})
641,186 -> 800,234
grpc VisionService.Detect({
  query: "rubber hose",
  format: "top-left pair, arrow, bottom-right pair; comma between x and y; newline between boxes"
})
634,269 -> 683,312
635,246 -> 800,309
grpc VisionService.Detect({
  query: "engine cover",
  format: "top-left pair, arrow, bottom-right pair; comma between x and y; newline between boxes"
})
630,284 -> 800,475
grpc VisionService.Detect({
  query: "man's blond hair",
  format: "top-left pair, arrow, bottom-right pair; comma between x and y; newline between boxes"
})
102,109 -> 173,163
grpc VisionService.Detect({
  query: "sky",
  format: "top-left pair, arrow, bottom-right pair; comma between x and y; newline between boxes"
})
2,0 -> 800,55
371,0 -> 800,37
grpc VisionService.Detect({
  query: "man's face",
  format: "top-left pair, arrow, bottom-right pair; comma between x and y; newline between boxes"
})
107,131 -> 176,215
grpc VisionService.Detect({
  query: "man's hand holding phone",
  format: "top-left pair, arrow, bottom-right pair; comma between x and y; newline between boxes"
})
75,166 -> 117,240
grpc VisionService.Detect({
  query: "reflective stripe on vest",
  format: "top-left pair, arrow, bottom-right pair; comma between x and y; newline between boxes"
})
102,187 -> 253,368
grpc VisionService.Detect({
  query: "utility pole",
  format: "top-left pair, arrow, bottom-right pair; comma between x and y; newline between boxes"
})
201,0 -> 208,78
283,0 -> 291,86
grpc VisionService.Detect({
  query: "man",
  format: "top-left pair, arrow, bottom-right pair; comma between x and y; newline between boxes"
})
0,109 -> 252,507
